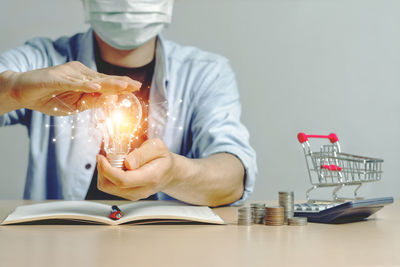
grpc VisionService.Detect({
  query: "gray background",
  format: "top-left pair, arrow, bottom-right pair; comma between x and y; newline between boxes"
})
0,0 -> 399,200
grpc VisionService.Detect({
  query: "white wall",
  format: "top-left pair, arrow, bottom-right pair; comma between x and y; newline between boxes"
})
0,0 -> 399,200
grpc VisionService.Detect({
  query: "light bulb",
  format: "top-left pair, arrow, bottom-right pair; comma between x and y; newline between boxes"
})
95,93 -> 142,169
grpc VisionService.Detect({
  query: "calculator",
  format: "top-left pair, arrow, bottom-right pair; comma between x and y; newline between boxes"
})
294,197 -> 394,224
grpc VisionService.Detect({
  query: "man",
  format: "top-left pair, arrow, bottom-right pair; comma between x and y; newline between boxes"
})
0,0 -> 256,206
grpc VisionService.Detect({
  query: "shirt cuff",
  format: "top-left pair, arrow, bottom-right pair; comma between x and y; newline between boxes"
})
0,115 -> 9,127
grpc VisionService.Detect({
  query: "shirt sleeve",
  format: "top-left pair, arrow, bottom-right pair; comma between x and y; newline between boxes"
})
0,41 -> 48,127
189,59 -> 257,206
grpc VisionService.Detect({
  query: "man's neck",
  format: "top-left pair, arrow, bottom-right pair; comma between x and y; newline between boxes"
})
94,33 -> 156,68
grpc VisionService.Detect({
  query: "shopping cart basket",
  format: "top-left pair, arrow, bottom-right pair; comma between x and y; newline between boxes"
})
297,132 -> 383,202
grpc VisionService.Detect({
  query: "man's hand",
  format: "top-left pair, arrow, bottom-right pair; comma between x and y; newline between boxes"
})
1,61 -> 141,116
96,138 -> 177,201
96,138 -> 245,207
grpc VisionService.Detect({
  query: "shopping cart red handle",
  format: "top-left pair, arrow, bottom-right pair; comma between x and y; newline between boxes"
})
297,133 -> 339,144
321,164 -> 342,171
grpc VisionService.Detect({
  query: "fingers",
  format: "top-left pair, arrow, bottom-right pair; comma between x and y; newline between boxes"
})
116,76 -> 142,92
95,76 -> 142,94
82,81 -> 103,92
97,153 -> 166,189
61,61 -> 142,94
67,76 -> 141,94
125,138 -> 168,170
83,62 -> 142,93
97,154 -> 149,188
97,148 -> 171,200
97,155 -> 127,185
97,169 -> 151,200
98,176 -> 132,200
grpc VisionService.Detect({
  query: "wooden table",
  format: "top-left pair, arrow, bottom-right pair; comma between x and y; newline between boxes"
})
0,200 -> 399,267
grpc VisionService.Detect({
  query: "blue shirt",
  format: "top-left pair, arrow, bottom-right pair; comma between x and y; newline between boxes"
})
0,29 -> 257,205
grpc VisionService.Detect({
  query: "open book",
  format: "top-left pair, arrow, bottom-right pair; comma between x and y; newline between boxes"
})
0,201 -> 225,226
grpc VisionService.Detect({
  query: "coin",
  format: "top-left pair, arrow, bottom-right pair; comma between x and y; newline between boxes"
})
288,217 -> 307,226
265,206 -> 285,226
238,207 -> 252,214
237,207 -> 253,225
251,203 -> 266,224
279,191 -> 294,224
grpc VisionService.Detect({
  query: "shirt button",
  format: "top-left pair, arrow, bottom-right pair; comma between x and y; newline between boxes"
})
85,163 -> 92,170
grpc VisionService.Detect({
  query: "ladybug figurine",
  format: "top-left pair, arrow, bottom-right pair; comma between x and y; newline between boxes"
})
109,205 -> 123,220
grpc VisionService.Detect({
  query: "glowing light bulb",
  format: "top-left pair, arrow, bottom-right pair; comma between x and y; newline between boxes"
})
95,93 -> 142,169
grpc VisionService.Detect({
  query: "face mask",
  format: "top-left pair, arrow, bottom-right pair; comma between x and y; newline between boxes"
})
82,0 -> 174,50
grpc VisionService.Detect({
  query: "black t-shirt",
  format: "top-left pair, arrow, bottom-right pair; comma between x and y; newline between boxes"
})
85,44 -> 155,200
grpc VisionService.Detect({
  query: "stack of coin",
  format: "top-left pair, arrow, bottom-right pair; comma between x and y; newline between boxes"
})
278,191 -> 294,224
237,207 -> 252,225
251,203 -> 266,224
288,217 -> 307,226
264,206 -> 285,226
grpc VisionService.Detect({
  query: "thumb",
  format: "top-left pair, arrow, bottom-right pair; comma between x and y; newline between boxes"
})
124,139 -> 167,170
124,152 -> 138,170
76,92 -> 102,112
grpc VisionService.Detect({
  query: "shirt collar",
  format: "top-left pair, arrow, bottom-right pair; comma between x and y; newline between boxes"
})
154,34 -> 170,96
76,28 -> 97,71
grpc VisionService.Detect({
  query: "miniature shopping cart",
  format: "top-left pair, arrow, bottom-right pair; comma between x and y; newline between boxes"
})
297,132 -> 383,203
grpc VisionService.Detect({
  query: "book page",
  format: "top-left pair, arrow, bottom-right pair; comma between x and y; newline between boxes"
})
119,201 -> 225,225
1,201 -> 112,225
1,201 -> 225,225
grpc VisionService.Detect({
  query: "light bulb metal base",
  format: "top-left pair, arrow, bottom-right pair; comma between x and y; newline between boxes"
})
107,154 -> 127,169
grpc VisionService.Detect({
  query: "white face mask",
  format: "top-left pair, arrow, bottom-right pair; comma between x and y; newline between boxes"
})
82,0 -> 174,50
